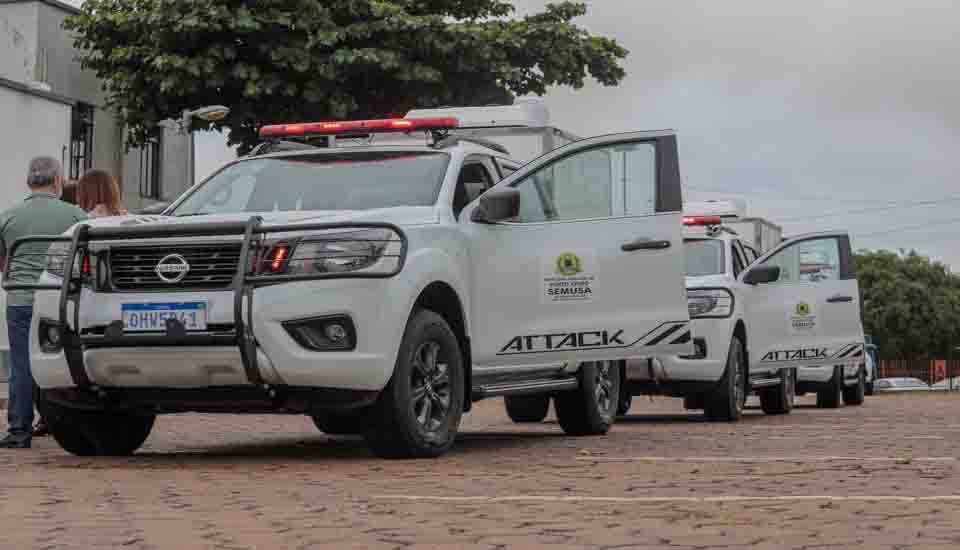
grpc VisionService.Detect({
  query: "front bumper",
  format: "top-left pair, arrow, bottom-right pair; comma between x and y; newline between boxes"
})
16,218 -> 411,395
797,364 -> 835,384
627,318 -> 731,383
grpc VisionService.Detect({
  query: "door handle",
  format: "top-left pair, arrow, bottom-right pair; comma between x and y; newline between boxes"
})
826,295 -> 853,303
621,238 -> 671,252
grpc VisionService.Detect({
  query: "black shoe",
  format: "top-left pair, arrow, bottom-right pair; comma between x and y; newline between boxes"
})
0,434 -> 31,449
33,421 -> 49,438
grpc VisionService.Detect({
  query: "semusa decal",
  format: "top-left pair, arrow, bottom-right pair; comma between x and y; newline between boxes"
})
542,250 -> 597,304
789,301 -> 817,332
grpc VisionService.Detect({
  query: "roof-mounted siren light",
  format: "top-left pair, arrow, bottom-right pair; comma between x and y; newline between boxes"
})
683,199 -> 746,219
405,98 -> 550,129
258,117 -> 460,139
682,215 -> 723,227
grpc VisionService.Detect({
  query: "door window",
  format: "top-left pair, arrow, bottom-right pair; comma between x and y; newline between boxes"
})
731,242 -> 746,277
453,161 -> 493,218
763,237 -> 842,284
512,141 -> 657,223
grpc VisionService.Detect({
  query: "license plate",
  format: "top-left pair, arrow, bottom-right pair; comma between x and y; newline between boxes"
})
121,302 -> 207,332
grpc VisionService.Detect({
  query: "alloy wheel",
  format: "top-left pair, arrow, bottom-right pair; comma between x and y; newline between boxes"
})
410,340 -> 451,432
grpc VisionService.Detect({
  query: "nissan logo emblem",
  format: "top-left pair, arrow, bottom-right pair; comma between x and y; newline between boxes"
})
155,254 -> 190,283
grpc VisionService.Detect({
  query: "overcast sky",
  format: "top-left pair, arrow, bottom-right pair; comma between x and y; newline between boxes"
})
191,0 -> 960,267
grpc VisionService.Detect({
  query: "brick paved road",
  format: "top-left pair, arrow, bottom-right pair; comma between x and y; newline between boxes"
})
1,393 -> 959,549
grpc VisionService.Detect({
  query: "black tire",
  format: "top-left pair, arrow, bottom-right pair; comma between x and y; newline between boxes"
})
41,393 -> 155,456
504,396 -> 550,423
365,309 -> 464,458
760,368 -> 795,415
704,337 -> 747,422
843,367 -> 866,406
312,409 -> 371,435
616,391 -> 633,417
816,366 -> 843,408
555,361 -> 619,436
616,361 -> 632,416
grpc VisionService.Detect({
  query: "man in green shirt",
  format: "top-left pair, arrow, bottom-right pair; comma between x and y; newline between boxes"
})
1,157 -> 87,448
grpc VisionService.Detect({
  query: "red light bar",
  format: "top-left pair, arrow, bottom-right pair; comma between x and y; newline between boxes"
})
259,117 -> 459,138
683,216 -> 723,226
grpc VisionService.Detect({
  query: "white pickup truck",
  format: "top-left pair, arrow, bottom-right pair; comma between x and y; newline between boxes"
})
7,104 -> 694,458
617,214 -> 866,420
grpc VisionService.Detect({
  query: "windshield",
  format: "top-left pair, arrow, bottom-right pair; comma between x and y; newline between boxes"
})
684,239 -> 725,276
172,151 -> 450,216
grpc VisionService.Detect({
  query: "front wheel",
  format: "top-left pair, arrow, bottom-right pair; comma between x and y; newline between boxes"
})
504,396 -> 550,423
42,394 -> 155,456
760,368 -> 795,415
555,361 -> 619,436
843,367 -> 866,406
365,309 -> 464,458
616,361 -> 632,416
704,336 -> 746,422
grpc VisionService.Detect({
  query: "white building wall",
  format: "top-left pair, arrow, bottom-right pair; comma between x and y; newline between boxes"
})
0,83 -> 71,212
0,2 -> 39,84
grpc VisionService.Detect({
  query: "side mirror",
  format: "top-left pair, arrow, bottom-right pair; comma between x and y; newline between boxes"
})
743,264 -> 780,285
471,188 -> 519,224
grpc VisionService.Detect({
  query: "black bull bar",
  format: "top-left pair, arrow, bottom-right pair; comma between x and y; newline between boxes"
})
2,217 -> 407,390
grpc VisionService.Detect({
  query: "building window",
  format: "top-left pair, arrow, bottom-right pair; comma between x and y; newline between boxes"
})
139,131 -> 163,200
69,103 -> 94,180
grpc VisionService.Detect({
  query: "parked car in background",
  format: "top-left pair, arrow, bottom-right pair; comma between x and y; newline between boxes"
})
873,378 -> 931,393
932,377 -> 960,391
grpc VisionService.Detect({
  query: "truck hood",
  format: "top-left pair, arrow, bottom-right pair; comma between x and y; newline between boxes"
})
685,274 -> 735,288
72,207 -> 440,231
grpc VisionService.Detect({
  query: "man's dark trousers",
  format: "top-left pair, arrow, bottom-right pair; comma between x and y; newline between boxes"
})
7,306 -> 34,441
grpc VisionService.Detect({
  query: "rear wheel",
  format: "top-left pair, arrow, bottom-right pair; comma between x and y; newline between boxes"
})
843,367 -> 866,406
555,361 -> 619,436
760,368 -> 795,415
504,396 -> 550,423
816,366 -> 843,408
704,337 -> 746,422
41,393 -> 155,456
365,309 -> 464,458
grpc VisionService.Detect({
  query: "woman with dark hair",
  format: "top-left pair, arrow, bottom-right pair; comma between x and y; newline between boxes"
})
77,169 -> 128,217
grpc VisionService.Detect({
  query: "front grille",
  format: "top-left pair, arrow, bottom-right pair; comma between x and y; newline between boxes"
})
109,244 -> 242,290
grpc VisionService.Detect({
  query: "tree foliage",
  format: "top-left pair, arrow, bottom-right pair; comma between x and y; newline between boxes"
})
64,0 -> 627,153
856,250 -> 960,359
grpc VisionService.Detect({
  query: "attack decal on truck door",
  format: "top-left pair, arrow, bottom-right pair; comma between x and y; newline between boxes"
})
498,321 -> 689,355
759,342 -> 863,364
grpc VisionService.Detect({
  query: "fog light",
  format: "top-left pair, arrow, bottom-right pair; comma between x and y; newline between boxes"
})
46,324 -> 62,347
680,337 -> 708,360
324,323 -> 348,343
39,320 -> 63,352
283,315 -> 356,351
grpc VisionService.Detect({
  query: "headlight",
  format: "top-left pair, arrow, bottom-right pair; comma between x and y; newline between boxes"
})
259,228 -> 401,276
44,242 -> 95,284
687,288 -> 734,318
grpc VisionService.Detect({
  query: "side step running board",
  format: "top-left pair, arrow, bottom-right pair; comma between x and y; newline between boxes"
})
749,374 -> 782,388
472,377 -> 579,400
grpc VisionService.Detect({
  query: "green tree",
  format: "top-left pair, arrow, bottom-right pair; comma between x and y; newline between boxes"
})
856,250 -> 960,359
65,0 -> 627,153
